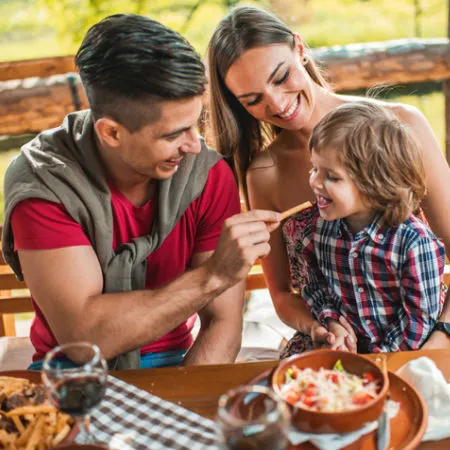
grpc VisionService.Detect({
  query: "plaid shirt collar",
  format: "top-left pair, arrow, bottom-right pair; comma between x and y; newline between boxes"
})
334,212 -> 387,244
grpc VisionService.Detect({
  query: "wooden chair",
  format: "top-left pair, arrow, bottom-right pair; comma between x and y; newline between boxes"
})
0,227 -> 33,337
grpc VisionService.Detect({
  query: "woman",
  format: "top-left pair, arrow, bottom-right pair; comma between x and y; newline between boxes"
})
207,5 -> 450,352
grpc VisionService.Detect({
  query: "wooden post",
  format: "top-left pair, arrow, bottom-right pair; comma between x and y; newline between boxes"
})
445,5 -> 450,164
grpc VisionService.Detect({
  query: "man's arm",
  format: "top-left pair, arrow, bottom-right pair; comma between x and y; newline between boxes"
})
18,210 -> 280,360
182,251 -> 245,365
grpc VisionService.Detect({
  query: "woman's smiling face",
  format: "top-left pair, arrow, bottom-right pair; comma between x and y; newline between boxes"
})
224,41 -> 317,130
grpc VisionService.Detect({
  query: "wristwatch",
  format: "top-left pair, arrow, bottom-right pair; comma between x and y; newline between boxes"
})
434,321 -> 450,337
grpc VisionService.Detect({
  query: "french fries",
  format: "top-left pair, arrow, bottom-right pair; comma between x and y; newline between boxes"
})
280,201 -> 313,221
0,376 -> 74,450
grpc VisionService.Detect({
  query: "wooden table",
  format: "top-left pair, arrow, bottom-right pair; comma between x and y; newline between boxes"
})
112,349 -> 450,450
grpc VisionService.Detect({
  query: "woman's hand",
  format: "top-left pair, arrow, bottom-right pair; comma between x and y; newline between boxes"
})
338,316 -> 357,352
310,321 -> 334,348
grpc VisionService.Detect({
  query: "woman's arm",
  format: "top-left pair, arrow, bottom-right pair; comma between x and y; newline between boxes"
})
394,104 -> 450,257
247,166 -> 354,349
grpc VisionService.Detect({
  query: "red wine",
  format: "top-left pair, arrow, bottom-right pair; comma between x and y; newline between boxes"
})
52,376 -> 105,416
223,425 -> 288,450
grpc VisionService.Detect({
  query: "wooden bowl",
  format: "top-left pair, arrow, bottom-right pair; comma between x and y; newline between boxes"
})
271,350 -> 389,434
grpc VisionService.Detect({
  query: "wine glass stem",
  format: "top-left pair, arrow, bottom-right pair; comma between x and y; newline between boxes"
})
77,415 -> 93,443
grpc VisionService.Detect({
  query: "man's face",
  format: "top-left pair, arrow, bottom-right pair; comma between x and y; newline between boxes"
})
116,96 -> 203,181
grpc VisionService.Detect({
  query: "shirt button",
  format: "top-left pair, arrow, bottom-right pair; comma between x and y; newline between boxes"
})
358,287 -> 364,293
365,319 -> 371,325
351,252 -> 357,258
378,234 -> 384,239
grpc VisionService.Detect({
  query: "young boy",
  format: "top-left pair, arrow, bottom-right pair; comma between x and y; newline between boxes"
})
282,101 -> 446,354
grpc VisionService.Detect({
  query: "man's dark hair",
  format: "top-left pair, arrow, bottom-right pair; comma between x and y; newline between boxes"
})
75,14 -> 206,132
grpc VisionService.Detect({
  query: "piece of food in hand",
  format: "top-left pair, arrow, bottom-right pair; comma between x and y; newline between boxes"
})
279,361 -> 380,412
0,376 -> 74,450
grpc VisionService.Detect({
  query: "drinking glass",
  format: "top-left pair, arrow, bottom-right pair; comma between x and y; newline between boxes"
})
42,342 -> 108,444
216,385 -> 290,450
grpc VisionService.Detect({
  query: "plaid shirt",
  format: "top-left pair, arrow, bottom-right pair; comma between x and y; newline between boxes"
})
283,205 -> 446,353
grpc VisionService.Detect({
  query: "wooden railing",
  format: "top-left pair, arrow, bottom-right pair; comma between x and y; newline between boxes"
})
1,38 -> 449,136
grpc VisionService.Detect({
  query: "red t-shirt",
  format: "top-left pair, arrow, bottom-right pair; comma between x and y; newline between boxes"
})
11,159 -> 240,362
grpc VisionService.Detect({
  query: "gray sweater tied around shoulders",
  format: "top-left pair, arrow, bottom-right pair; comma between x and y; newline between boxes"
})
2,110 -> 222,370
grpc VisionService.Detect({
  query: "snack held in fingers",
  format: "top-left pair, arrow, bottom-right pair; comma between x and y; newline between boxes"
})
280,201 -> 312,221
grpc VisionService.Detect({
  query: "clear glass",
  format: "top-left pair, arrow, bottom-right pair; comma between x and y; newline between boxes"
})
216,385 -> 290,450
41,342 -> 108,444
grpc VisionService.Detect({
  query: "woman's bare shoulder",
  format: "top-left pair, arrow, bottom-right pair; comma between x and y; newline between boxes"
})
340,95 -> 425,125
382,101 -> 425,125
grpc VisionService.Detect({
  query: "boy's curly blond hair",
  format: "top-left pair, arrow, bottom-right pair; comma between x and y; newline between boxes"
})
309,101 -> 426,227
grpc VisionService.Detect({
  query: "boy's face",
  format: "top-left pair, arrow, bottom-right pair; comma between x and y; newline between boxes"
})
309,147 -> 374,233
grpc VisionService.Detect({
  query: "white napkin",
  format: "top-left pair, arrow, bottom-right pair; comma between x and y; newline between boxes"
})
396,356 -> 450,441
287,400 -> 399,450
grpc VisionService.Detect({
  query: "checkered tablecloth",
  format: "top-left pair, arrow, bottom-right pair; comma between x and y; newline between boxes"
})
79,375 -> 220,450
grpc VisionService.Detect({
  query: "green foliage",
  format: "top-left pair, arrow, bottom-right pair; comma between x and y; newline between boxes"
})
286,0 -> 446,47
35,0 -> 265,55
0,0 -> 446,60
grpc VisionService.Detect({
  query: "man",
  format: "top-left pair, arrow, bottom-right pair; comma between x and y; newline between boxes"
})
2,14 -> 280,370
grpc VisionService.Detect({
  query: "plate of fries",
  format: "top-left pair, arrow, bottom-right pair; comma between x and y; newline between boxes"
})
0,371 -> 77,450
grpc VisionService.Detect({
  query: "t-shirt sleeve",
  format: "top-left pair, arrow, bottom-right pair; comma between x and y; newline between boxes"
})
11,199 -> 91,250
193,159 -> 241,254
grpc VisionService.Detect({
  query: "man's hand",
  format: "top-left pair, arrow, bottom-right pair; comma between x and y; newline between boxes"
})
205,210 -> 281,286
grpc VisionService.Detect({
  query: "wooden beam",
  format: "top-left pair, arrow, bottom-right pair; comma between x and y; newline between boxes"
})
0,38 -> 449,135
0,55 -> 75,82
0,314 -> 16,336
315,38 -> 450,91
0,296 -> 33,314
445,5 -> 450,163
0,74 -> 88,135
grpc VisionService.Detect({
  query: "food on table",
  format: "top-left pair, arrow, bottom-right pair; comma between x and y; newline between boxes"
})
279,360 -> 380,412
0,376 -> 74,450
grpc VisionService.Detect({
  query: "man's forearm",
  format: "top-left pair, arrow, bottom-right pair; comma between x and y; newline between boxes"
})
68,265 -> 231,359
182,317 -> 242,365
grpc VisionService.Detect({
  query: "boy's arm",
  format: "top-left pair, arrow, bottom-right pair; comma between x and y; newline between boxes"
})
369,236 -> 444,353
301,238 -> 341,326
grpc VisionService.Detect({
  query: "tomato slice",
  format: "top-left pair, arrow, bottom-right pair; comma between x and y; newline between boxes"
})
326,373 -> 339,384
362,372 -> 376,385
304,383 -> 317,397
351,391 -> 373,405
302,395 -> 316,407
285,391 -> 301,405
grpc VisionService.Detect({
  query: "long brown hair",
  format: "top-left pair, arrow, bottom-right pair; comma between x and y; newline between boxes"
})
309,102 -> 426,226
207,6 -> 328,207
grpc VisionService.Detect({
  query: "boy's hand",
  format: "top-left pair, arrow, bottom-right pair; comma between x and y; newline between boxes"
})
338,316 -> 357,352
327,320 -> 350,351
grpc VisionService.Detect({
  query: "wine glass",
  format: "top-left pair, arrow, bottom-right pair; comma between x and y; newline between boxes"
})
41,341 -> 108,444
216,385 -> 290,450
